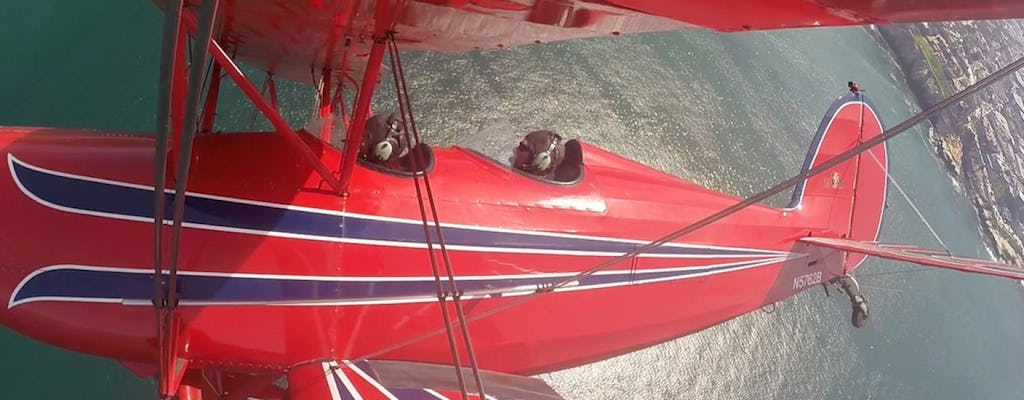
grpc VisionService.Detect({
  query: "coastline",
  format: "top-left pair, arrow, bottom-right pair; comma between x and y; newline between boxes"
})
872,21 -> 1024,265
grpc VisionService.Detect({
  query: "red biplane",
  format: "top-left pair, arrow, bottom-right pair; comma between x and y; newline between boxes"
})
2,1 -> 1024,399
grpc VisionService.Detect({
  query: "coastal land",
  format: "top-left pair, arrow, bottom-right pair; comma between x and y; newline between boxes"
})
874,20 -> 1024,264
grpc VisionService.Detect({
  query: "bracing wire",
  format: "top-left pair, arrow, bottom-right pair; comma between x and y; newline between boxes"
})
866,149 -> 952,255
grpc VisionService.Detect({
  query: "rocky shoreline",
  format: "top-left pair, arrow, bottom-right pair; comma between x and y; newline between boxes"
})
874,21 -> 1024,265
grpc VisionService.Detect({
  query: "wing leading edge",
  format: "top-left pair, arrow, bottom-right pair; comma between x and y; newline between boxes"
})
799,237 -> 1024,281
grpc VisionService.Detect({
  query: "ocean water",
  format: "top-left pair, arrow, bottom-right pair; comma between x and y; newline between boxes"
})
1,2 -> 1022,399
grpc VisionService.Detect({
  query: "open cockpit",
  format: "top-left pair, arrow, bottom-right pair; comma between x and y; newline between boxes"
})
455,119 -> 584,185
356,142 -> 435,177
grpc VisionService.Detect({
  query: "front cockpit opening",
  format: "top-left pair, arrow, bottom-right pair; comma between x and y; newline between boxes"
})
359,142 -> 435,176
355,112 -> 434,176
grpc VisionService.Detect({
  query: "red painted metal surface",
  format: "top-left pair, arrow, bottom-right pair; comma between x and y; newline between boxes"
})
177,384 -> 202,400
287,363 -> 337,400
0,95 -> 886,384
5,1 -> 1019,397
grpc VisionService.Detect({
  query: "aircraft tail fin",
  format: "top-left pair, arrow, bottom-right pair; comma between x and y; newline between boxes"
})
788,93 -> 888,271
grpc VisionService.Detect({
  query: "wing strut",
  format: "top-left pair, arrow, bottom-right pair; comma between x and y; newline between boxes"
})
199,60 -> 222,133
152,1 -> 354,397
335,0 -> 391,193
347,54 -> 1024,366
387,33 -> 489,399
178,6 -> 343,194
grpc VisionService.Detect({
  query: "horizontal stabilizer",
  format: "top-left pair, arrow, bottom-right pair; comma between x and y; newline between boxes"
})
799,237 -> 1024,280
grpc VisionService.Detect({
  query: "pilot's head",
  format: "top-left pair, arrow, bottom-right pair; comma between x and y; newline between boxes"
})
512,130 -> 563,176
361,112 -> 405,164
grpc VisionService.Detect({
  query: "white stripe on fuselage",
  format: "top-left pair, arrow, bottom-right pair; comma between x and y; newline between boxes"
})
8,256 -> 797,309
7,154 -> 792,259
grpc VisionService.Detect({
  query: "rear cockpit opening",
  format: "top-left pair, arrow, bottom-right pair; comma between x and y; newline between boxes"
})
551,139 -> 584,183
459,120 -> 584,185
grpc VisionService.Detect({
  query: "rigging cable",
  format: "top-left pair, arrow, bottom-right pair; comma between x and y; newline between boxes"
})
386,33 -> 487,400
345,54 -> 1024,366
866,147 -> 952,254
856,97 -> 952,255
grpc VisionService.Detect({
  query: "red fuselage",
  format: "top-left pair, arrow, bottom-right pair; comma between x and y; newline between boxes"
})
0,94 -> 885,375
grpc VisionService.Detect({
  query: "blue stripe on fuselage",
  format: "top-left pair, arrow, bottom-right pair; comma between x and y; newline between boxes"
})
9,156 -> 783,257
10,259 -> 775,307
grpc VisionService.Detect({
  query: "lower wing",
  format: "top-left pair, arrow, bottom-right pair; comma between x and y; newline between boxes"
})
289,359 -> 563,400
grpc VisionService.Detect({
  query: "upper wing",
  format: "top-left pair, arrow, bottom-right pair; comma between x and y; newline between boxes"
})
606,0 -> 1024,32
159,0 -> 1024,87
799,237 -> 1024,280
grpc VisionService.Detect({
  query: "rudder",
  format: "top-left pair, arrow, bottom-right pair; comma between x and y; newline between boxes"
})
787,93 -> 888,271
